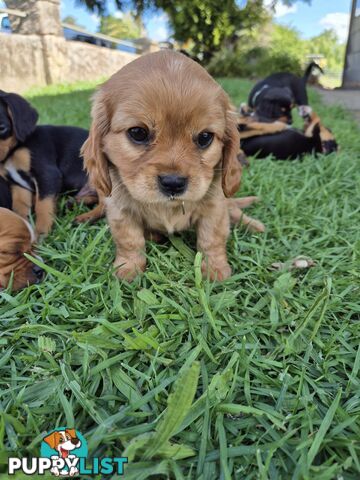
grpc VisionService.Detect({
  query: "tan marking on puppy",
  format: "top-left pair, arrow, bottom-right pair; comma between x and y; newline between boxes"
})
6,147 -> 31,171
304,111 -> 334,141
304,111 -> 320,137
83,51 -> 242,281
11,185 -> 32,218
35,196 -> 56,238
238,118 -> 288,140
0,163 -> 6,178
319,125 -> 335,142
0,135 -> 17,163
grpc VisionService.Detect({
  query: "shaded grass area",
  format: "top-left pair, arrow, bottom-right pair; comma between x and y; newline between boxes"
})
0,78 -> 360,479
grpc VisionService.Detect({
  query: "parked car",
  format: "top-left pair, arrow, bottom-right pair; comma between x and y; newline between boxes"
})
0,14 -> 11,33
63,25 -> 138,52
63,26 -> 111,47
2,18 -> 139,53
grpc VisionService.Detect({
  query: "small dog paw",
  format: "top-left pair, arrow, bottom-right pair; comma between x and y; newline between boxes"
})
114,256 -> 146,281
231,196 -> 260,209
201,260 -> 231,281
247,218 -> 266,233
74,211 -> 94,223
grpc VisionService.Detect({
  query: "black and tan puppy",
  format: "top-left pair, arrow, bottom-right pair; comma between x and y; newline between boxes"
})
238,104 -> 337,160
304,111 -> 338,155
0,90 -> 90,236
241,124 -> 323,160
248,62 -> 323,124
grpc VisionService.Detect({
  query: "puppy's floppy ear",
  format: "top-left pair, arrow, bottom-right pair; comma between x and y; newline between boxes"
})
222,110 -> 242,198
43,431 -> 59,450
66,428 -> 77,439
0,91 -> 38,142
82,91 -> 112,197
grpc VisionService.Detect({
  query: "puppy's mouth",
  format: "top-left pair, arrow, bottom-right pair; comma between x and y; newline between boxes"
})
60,446 -> 69,458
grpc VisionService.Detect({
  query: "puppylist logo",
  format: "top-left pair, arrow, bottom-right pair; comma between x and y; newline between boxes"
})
8,427 -> 128,477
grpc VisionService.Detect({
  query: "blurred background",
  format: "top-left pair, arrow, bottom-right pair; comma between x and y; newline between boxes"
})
0,0 -> 357,91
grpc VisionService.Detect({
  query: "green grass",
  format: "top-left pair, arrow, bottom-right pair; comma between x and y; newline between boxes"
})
0,77 -> 360,479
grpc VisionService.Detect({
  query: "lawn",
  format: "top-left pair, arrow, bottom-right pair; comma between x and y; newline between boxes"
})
0,77 -> 359,480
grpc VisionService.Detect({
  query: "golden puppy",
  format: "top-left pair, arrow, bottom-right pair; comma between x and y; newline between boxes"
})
83,51 -> 244,281
0,208 -> 44,290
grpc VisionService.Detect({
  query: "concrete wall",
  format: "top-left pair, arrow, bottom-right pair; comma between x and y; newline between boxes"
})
1,34 -> 47,91
0,33 -> 138,92
43,36 -> 138,85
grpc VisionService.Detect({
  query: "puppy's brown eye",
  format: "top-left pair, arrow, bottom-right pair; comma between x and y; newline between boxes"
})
195,131 -> 214,149
127,127 -> 150,145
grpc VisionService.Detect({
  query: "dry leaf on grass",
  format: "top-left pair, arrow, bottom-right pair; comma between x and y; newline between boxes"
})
269,256 -> 316,271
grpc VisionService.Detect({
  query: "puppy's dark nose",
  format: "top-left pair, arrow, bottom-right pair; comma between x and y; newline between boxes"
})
32,265 -> 44,282
158,175 -> 188,196
71,437 -> 79,445
323,141 -> 338,154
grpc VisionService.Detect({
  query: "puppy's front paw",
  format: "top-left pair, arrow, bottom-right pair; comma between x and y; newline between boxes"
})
114,255 -> 146,281
74,211 -> 97,223
247,218 -> 266,233
201,259 -> 231,281
74,205 -> 105,224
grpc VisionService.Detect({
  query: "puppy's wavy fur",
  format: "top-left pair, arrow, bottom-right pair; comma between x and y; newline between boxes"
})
83,51 -> 243,281
0,208 -> 43,290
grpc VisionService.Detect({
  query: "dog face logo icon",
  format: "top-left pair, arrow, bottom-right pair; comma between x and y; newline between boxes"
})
40,427 -> 88,477
43,429 -> 81,459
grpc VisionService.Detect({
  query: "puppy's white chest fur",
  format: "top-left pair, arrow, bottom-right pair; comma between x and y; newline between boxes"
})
142,201 -> 195,234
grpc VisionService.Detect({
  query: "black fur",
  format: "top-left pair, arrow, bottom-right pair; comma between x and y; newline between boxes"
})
0,91 -> 38,143
248,63 -> 323,123
0,101 -> 13,140
241,124 -> 323,160
251,86 -> 294,124
16,125 -> 89,200
0,176 -> 12,209
303,61 -> 324,82
0,90 -> 89,203
322,139 -> 338,155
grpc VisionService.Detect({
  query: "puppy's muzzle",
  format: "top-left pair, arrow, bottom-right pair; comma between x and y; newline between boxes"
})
32,264 -> 45,283
158,175 -> 188,197
322,140 -> 338,155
